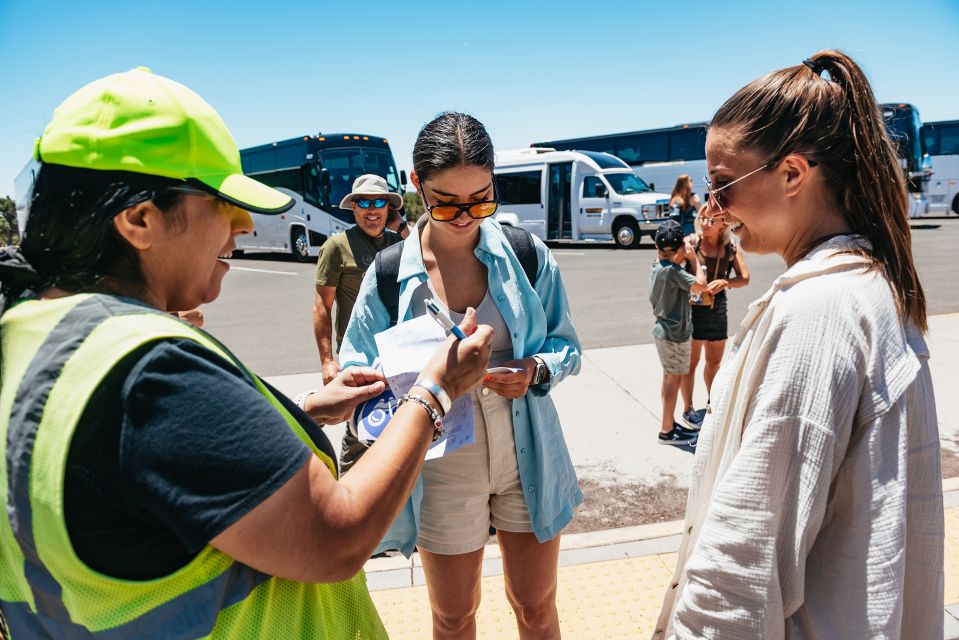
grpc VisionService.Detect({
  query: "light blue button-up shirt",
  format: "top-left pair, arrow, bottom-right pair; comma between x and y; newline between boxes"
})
339,220 -> 583,556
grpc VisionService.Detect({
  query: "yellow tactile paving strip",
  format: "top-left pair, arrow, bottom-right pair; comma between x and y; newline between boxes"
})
371,507 -> 959,639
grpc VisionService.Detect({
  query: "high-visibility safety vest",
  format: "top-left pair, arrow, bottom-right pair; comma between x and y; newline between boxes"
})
0,294 -> 387,639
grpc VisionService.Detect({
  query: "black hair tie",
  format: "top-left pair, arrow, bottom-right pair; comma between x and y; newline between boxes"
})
802,58 -> 825,75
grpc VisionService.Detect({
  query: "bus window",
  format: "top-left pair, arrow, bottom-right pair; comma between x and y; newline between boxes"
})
617,133 -> 668,164
497,170 -> 542,205
669,128 -> 707,161
251,167 -> 302,194
940,124 -> 959,155
922,125 -> 939,156
318,148 -> 366,206
360,147 -> 401,191
275,144 -> 307,170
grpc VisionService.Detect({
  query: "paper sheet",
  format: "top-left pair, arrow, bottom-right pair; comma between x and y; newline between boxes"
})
349,315 -> 474,459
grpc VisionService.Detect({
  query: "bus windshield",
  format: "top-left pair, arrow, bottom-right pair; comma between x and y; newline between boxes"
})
319,146 -> 401,215
605,172 -> 652,195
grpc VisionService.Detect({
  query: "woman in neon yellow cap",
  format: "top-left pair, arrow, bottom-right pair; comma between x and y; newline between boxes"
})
0,67 -> 493,639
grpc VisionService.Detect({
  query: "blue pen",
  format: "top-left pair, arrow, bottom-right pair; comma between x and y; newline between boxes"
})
425,299 -> 468,340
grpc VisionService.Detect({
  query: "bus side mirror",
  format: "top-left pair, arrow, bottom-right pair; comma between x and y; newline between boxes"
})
649,182 -> 655,191
400,170 -> 408,187
598,185 -> 609,198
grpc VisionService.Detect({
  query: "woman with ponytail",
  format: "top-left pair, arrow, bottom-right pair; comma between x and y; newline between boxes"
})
653,51 -> 941,639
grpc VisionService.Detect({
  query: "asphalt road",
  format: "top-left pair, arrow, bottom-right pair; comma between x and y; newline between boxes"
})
203,217 -> 959,377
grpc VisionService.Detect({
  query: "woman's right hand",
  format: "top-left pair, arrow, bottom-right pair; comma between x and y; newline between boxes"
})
420,307 -> 493,400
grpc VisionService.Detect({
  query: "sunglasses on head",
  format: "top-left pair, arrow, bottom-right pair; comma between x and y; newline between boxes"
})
419,180 -> 499,222
355,198 -> 389,209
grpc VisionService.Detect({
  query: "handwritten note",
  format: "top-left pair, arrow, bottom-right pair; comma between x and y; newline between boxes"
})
347,315 -> 474,460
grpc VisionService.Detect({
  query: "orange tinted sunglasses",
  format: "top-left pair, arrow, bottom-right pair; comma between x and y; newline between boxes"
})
419,181 -> 499,222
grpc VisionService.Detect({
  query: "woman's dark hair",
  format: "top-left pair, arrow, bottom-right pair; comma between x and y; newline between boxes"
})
710,49 -> 926,332
0,163 -> 186,307
412,112 -> 495,182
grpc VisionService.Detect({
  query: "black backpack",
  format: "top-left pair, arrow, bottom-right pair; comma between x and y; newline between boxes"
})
374,224 -> 538,327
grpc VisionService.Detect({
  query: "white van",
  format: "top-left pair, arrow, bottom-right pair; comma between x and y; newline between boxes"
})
493,148 -> 671,248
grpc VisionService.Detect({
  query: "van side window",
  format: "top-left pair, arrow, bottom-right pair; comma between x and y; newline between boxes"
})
497,171 -> 542,205
583,176 -> 605,198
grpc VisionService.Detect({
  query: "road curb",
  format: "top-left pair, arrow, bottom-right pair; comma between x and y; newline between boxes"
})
366,478 -> 959,591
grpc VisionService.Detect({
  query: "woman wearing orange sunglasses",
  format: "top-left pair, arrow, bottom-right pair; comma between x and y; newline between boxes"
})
340,112 -> 582,640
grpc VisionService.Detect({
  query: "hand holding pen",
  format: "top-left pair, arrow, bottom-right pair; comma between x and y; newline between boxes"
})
420,302 -> 492,399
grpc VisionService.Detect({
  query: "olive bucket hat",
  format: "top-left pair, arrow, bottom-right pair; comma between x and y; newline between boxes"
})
34,66 -> 293,214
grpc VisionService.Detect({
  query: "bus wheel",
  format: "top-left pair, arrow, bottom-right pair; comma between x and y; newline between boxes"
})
291,228 -> 311,262
952,194 -> 959,216
613,220 -> 641,249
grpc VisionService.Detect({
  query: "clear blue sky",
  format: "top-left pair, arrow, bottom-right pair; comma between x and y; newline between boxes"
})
2,0 -> 957,197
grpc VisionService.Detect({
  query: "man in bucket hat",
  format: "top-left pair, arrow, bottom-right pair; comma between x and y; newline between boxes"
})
313,174 -> 404,472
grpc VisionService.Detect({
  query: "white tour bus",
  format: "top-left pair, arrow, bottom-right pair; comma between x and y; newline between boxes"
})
921,119 -> 959,215
533,124 -> 709,206
535,109 -> 935,218
238,133 -> 406,260
493,148 -> 671,248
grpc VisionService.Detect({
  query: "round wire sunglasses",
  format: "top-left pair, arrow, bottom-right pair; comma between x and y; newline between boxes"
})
704,154 -> 817,217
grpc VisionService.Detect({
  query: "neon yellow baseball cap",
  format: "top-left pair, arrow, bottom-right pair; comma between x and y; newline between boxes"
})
34,67 -> 293,214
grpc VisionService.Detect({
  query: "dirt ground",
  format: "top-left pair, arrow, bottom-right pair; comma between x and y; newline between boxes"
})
566,475 -> 689,534
941,441 -> 959,479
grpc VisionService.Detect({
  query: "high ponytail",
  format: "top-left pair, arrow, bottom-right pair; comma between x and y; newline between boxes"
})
711,49 -> 926,332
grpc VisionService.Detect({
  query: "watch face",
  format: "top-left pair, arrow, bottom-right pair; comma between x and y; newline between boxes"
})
534,363 -> 546,384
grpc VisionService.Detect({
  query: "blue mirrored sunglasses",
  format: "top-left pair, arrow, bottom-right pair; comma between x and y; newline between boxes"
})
355,198 -> 389,209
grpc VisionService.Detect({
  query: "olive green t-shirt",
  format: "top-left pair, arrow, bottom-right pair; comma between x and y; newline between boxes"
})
315,225 -> 402,346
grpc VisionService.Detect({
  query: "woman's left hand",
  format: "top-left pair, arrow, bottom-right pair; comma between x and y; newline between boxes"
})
483,358 -> 536,399
307,366 -> 387,424
706,279 -> 729,295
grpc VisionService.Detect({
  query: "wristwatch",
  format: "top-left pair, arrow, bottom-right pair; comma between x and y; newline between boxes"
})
531,356 -> 550,386
412,378 -> 451,416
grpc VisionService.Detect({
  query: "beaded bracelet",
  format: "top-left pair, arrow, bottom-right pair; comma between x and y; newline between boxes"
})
398,394 -> 445,442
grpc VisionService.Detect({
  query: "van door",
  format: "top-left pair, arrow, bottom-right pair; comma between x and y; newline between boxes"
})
579,175 -> 609,234
547,162 -> 573,240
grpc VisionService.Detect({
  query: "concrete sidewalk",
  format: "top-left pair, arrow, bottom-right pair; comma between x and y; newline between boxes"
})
265,313 -> 959,638
267,313 -> 959,490
364,483 -> 959,639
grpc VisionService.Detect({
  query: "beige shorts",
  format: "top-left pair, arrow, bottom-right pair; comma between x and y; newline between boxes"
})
417,389 -> 533,555
654,336 -> 692,375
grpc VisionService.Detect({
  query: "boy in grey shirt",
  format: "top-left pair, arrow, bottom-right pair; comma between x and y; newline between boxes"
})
648,220 -> 707,445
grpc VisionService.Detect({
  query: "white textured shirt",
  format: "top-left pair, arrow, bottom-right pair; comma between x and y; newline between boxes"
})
653,237 -> 944,640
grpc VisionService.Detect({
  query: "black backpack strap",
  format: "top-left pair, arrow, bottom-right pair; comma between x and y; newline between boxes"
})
374,242 -> 404,327
500,224 -> 539,288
